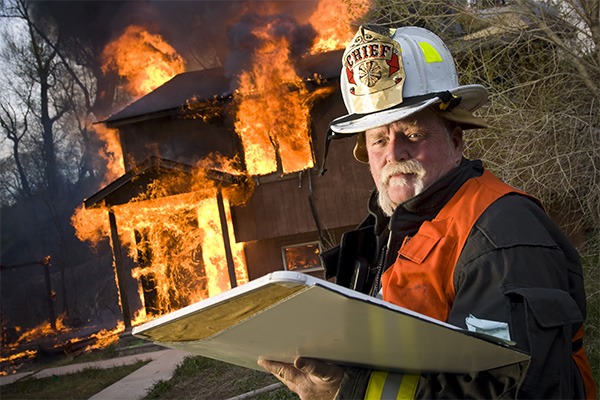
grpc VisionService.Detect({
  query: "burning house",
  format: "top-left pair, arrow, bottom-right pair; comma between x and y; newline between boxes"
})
0,0 -> 376,372
78,16 -> 374,327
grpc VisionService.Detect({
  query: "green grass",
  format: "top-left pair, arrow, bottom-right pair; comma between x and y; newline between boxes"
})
0,360 -> 149,400
143,356 -> 298,400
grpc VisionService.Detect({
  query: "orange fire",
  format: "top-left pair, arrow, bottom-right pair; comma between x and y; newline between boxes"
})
93,124 -> 125,185
82,322 -> 125,352
234,22 -> 315,176
120,191 -> 242,312
234,0 -> 369,176
72,154 -> 250,323
72,0 -> 368,328
1,319 -> 56,364
309,0 -> 371,53
1,314 -> 126,374
74,24 -> 253,328
101,25 -> 186,98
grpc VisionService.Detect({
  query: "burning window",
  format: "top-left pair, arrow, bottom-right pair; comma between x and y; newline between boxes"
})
282,242 -> 322,272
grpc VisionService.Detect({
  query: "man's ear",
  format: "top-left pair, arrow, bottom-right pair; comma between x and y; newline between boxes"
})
451,126 -> 464,152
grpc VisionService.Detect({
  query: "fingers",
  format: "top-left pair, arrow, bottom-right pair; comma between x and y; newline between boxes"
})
258,358 -> 344,400
294,357 -> 345,383
258,357 -> 344,382
257,359 -> 298,382
257,359 -> 302,393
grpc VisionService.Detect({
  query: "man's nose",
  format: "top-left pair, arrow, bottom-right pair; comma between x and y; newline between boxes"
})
386,136 -> 409,163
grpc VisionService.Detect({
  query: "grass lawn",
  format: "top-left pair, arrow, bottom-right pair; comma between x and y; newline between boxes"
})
142,356 -> 298,400
0,360 -> 149,400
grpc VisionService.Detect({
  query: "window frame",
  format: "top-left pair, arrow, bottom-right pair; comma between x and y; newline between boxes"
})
281,241 -> 323,273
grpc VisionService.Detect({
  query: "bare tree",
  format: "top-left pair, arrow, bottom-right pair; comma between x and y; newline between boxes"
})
1,0 -> 73,198
0,0 -> 120,329
0,102 -> 32,199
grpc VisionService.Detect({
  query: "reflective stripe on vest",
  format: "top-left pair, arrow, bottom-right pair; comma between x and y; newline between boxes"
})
365,371 -> 419,400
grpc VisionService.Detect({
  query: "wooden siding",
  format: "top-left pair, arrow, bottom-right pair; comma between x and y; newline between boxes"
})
119,115 -> 242,170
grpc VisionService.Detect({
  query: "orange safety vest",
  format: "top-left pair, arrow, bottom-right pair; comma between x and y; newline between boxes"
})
381,170 -> 596,399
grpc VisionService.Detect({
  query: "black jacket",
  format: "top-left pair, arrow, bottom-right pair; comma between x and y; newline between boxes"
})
323,159 -> 591,399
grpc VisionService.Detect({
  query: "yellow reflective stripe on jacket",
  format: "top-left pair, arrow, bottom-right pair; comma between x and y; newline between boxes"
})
365,371 -> 419,400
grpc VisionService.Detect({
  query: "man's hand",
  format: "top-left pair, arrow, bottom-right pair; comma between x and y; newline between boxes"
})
258,357 -> 344,400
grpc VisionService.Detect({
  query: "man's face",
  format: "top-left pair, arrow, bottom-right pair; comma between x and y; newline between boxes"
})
365,109 -> 464,215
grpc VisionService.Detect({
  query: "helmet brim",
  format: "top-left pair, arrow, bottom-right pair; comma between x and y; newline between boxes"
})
330,84 -> 489,135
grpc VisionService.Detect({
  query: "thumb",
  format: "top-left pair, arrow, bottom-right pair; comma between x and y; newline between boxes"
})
294,357 -> 343,382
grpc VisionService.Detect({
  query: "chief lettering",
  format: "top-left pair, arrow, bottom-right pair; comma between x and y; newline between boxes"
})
346,43 -> 393,68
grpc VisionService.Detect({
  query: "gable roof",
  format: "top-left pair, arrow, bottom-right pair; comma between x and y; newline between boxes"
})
103,68 -> 232,124
102,49 -> 343,125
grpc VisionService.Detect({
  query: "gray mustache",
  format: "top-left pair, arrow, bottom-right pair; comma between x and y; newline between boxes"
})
381,160 -> 425,186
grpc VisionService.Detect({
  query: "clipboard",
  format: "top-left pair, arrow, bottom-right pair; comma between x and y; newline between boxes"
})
132,271 -> 529,374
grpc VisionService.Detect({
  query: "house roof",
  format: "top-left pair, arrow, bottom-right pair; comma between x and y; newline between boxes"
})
102,49 -> 343,125
103,68 -> 232,124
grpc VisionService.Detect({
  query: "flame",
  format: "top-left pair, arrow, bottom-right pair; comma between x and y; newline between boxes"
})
70,0 -> 367,331
82,321 -> 125,352
0,313 -> 123,374
234,0 -> 369,176
0,350 -> 37,369
124,191 -> 214,312
309,0 -> 371,53
73,23 -> 252,328
72,155 -> 250,323
72,205 -> 110,246
5,314 -> 68,349
102,25 -> 186,98
234,21 -> 314,176
93,124 -> 125,185
123,184 -> 248,313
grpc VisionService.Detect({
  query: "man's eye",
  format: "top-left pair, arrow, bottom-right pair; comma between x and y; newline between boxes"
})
369,138 -> 385,146
407,132 -> 425,140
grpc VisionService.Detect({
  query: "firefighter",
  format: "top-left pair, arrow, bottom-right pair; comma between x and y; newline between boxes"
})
258,25 -> 596,399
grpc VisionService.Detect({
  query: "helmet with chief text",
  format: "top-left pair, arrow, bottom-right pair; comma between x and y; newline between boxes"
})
329,26 -> 489,163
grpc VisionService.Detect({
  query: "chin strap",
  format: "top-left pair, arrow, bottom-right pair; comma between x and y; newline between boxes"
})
318,129 -> 334,176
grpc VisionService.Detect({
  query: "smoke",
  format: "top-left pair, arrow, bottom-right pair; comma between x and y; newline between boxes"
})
31,0 -> 320,74
225,11 -> 317,79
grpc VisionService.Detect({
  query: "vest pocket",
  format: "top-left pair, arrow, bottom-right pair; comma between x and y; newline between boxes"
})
384,219 -> 458,320
399,219 -> 448,263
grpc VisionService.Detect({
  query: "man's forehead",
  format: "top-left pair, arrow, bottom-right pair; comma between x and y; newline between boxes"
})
366,117 -> 422,136
366,109 -> 444,135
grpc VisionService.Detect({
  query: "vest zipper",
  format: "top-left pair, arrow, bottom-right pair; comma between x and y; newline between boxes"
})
371,233 -> 393,298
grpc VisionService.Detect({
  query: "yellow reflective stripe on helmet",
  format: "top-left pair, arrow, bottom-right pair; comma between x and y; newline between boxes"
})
418,42 -> 443,63
365,372 -> 419,399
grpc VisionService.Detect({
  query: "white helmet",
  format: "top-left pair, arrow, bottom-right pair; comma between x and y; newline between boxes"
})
330,26 -> 488,142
